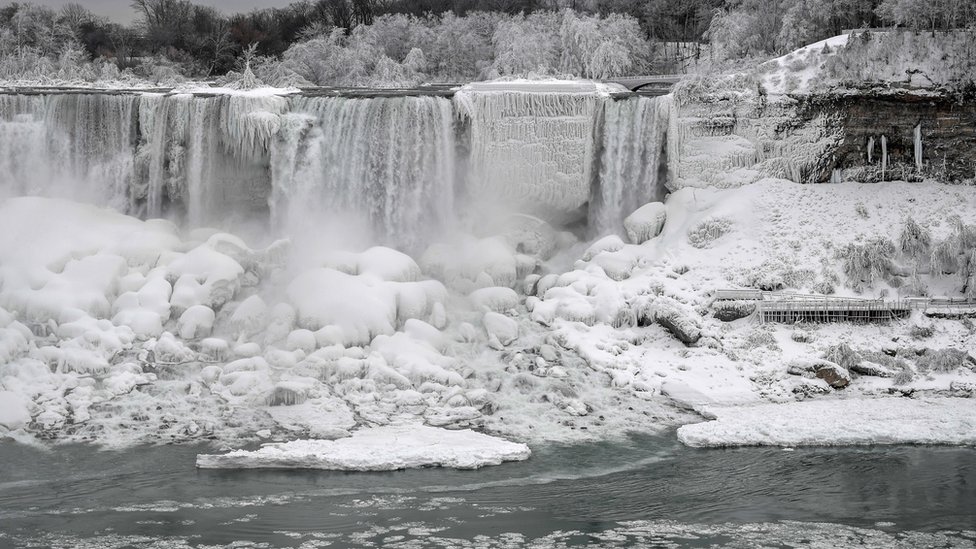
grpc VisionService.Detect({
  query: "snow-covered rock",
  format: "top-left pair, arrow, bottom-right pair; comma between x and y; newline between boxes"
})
624,202 -> 667,244
177,305 -> 215,339
0,391 -> 31,431
483,312 -> 519,346
195,424 -> 530,470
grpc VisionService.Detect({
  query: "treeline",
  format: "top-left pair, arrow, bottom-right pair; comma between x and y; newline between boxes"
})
708,0 -> 976,59
0,0 -> 973,86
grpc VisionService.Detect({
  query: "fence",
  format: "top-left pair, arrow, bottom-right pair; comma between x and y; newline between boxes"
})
714,289 -> 976,324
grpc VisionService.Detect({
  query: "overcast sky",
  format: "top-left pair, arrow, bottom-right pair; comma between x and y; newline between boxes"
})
27,0 -> 298,23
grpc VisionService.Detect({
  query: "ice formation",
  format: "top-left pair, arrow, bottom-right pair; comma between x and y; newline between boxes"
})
271,96 -> 455,250
678,398 -> 976,447
195,424 -> 531,470
2,79 -> 975,456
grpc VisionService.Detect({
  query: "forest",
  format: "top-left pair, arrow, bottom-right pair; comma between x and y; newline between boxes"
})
0,0 -> 974,86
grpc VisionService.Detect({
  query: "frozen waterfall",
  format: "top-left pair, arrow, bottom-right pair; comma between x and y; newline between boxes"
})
590,95 -> 677,237
0,85 -> 681,246
0,93 -> 137,210
271,96 -> 455,251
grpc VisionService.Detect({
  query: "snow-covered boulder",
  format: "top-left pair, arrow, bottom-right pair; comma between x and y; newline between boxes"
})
229,295 -> 269,337
288,268 -> 396,346
483,312 -> 518,346
0,391 -> 31,431
469,287 -> 519,313
582,234 -> 625,261
623,202 -> 667,244
177,305 -> 215,339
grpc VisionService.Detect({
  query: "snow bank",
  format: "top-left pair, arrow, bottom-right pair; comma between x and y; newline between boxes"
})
195,424 -> 530,470
678,398 -> 976,448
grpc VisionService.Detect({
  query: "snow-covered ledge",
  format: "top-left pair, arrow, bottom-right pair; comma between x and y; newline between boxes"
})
196,425 -> 531,470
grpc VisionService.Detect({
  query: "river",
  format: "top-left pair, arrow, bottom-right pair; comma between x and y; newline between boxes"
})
1,432 -> 974,547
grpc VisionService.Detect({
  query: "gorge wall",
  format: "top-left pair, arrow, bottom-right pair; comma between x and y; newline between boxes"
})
675,90 -> 976,189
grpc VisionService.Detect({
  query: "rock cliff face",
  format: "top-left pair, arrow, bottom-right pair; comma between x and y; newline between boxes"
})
674,90 -> 976,188
826,93 -> 976,183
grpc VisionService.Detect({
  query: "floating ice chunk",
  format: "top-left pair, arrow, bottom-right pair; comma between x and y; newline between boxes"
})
469,287 -> 519,313
678,398 -> 976,448
177,305 -> 215,340
0,391 -> 31,431
624,202 -> 667,244
196,424 -> 530,470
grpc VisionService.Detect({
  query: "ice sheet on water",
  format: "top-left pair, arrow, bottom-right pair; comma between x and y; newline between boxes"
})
195,424 -> 531,470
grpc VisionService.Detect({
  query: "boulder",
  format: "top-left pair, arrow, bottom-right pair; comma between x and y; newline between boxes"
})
483,312 -> 518,346
814,361 -> 851,389
849,360 -> 896,378
624,202 -> 667,244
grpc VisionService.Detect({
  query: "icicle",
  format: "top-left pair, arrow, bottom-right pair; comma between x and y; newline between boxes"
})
881,135 -> 888,181
219,95 -> 286,163
867,136 -> 874,164
914,124 -> 923,171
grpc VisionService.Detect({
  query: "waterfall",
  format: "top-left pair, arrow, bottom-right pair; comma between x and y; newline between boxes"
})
0,85 -> 681,249
0,93 -> 137,208
136,94 -> 277,225
867,136 -> 874,164
454,83 -> 604,222
270,96 -> 455,251
590,95 -> 676,237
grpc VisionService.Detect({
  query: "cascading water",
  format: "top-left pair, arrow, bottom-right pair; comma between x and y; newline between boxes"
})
0,93 -> 137,209
270,96 -> 455,251
0,85 -> 680,247
590,95 -> 677,236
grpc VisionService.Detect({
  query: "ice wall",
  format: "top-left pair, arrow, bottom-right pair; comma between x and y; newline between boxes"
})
271,96 -> 455,250
454,82 -> 607,222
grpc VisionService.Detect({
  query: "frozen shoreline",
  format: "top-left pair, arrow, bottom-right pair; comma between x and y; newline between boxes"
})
677,397 -> 976,448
